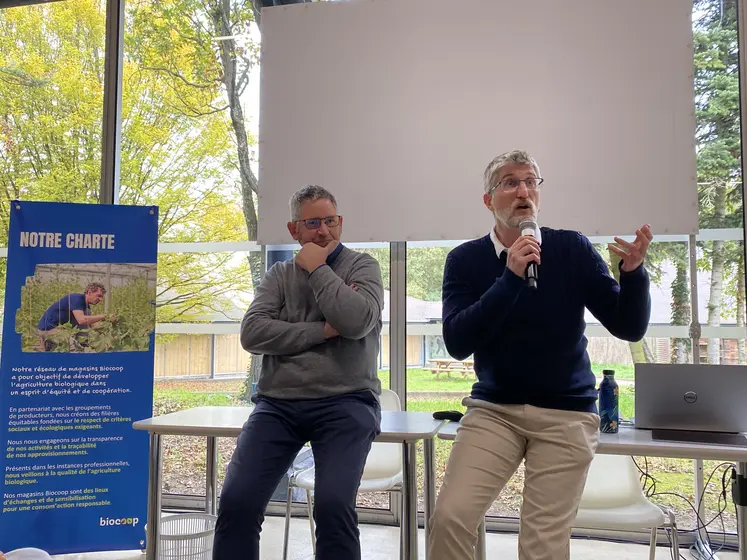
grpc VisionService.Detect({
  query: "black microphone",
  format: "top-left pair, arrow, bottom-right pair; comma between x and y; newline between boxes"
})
519,219 -> 539,290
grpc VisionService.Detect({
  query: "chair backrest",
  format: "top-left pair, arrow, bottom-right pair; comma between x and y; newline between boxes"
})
578,454 -> 647,509
361,389 -> 402,481
378,388 -> 401,412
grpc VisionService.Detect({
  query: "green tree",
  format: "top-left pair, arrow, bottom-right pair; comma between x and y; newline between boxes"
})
125,0 -> 264,380
0,0 -> 251,323
363,247 -> 391,289
693,0 -> 744,364
364,246 -> 455,302
406,247 -> 451,301
128,0 -> 261,276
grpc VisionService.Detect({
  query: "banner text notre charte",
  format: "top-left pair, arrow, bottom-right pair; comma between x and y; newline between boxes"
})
19,232 -> 115,250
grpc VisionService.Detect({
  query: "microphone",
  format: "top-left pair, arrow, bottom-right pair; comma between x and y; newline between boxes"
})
519,219 -> 539,290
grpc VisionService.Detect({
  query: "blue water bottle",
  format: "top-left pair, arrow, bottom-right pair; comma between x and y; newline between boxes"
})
599,369 -> 619,434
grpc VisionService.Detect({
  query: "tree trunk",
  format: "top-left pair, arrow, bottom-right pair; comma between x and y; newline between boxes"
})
607,247 -> 652,363
738,252 -> 746,364
250,0 -> 262,26
670,246 -> 691,364
707,187 -> 727,364
707,240 -> 725,364
643,339 -> 656,362
212,0 -> 263,288
214,0 -> 267,395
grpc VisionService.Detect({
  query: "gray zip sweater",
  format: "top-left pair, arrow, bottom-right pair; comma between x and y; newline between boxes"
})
241,245 -> 384,399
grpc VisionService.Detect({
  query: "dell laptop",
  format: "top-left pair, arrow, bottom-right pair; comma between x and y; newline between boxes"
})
634,363 -> 747,446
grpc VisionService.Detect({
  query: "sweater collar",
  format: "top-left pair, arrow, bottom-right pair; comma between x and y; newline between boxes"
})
327,242 -> 344,265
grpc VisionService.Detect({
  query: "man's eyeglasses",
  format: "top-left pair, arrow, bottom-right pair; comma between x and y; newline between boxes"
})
297,215 -> 341,230
491,177 -> 544,193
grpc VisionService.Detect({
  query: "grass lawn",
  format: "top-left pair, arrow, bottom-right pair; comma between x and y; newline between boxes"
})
404,385 -> 635,418
592,362 -> 634,379
378,362 -> 634,393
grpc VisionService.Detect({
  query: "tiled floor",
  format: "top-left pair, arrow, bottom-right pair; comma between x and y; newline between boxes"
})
48,516 -> 739,559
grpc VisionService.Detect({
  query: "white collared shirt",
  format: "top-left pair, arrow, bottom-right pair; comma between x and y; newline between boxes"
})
489,225 -> 542,259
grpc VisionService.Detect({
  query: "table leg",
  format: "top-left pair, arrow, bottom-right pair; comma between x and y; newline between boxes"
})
400,441 -> 418,560
206,436 -> 218,515
145,433 -> 163,560
738,462 -> 747,560
476,519 -> 487,560
423,438 -> 436,558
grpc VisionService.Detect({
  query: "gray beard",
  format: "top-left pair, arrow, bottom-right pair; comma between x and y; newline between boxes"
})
494,209 -> 535,229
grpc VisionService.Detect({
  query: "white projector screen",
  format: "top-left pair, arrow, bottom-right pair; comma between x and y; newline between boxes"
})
258,0 -> 697,245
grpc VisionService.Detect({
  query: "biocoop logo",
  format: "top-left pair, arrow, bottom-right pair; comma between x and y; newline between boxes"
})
100,516 -> 139,527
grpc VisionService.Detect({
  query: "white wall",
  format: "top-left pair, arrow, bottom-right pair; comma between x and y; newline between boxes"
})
258,0 -> 698,244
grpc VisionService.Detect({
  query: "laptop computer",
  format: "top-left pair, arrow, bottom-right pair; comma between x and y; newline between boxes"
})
634,363 -> 747,446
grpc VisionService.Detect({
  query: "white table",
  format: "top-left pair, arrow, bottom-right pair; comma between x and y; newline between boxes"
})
438,422 -> 747,560
133,406 -> 444,560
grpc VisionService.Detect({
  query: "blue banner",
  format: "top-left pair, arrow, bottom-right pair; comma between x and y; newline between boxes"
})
0,201 -> 158,554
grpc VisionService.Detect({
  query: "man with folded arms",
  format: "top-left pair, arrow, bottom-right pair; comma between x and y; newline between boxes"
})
213,185 -> 384,560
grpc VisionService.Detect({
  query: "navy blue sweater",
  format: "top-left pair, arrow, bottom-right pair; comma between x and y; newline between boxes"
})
442,229 -> 651,413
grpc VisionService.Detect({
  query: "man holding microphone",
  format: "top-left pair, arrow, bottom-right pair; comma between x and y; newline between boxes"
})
428,150 -> 652,559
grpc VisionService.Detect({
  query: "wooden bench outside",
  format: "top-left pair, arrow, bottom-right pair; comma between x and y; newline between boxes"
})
427,358 -> 475,379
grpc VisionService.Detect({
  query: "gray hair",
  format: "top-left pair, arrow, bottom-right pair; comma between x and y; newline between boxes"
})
483,150 -> 542,194
289,185 -> 338,220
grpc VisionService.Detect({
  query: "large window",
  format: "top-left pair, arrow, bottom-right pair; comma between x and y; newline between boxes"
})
1,0 -> 745,544
117,0 -> 259,503
120,1 -> 263,497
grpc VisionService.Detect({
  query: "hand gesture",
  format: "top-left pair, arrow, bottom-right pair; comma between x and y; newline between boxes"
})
609,225 -> 653,272
296,241 -> 340,272
506,236 -> 541,278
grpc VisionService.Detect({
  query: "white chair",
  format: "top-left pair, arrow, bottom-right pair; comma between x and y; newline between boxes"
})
574,454 -> 679,559
473,454 -> 678,560
281,389 -> 403,559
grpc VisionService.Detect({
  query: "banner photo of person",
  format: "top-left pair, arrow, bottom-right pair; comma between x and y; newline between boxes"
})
0,201 -> 158,555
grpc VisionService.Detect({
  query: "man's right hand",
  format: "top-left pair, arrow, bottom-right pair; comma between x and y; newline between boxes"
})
323,322 -> 339,339
297,241 -> 340,273
506,236 -> 541,278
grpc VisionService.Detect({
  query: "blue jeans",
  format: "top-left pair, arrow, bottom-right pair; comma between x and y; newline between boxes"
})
213,391 -> 381,560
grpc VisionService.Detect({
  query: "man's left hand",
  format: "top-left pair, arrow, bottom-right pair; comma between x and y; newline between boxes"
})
296,241 -> 339,272
609,224 -> 653,272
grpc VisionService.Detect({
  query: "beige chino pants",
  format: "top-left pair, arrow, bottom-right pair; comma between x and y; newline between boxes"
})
429,399 -> 599,560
